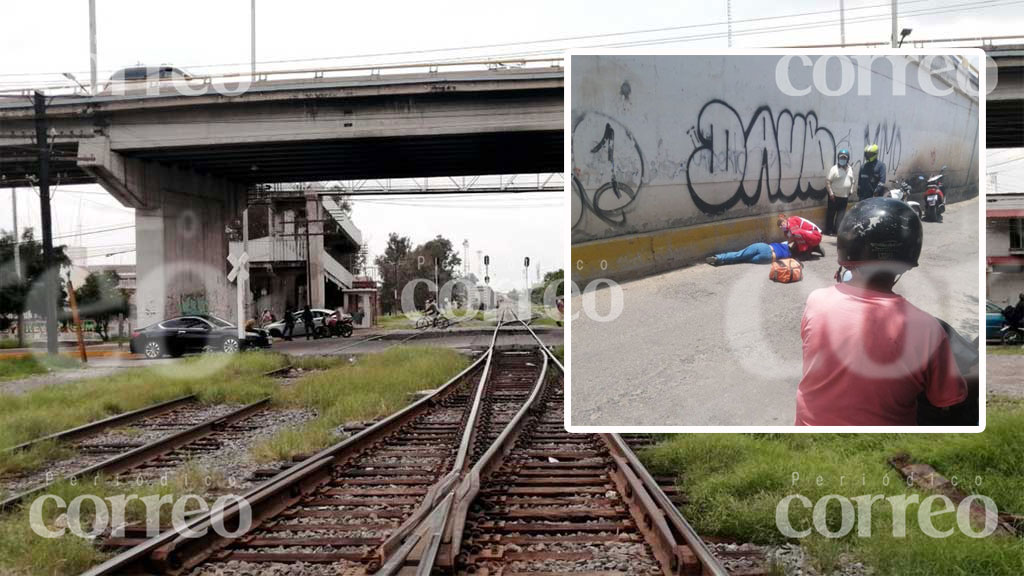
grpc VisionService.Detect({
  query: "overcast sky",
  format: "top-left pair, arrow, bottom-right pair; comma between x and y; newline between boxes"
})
1,0 -> 1022,290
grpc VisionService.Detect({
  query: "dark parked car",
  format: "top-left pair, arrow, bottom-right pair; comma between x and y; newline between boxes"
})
130,315 -> 270,359
987,301 -> 1006,343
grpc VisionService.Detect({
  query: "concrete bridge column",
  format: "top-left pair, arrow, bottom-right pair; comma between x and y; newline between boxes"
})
79,137 -> 246,327
304,190 -> 325,309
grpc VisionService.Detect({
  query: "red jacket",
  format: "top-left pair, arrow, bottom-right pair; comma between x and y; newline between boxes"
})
784,216 -> 822,253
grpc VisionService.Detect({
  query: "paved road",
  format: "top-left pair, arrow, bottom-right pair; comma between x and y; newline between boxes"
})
275,327 -> 562,356
571,197 -> 979,427
986,354 -> 1024,398
0,328 -> 563,396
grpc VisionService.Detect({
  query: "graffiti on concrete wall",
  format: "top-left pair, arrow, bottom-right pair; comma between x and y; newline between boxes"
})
685,100 -> 835,215
179,292 -> 209,316
572,101 -> 906,230
866,121 -> 902,172
571,112 -> 645,229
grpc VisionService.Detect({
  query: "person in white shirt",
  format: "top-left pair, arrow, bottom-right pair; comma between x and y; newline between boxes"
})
824,148 -> 856,235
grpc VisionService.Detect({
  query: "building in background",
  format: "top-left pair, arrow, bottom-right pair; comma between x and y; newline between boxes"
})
230,186 -> 366,323
987,192 -> 1024,305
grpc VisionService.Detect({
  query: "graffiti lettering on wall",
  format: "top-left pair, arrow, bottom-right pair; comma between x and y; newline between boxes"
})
572,102 -> 904,229
685,100 -> 835,215
179,292 -> 209,316
865,121 -> 901,171
572,112 -> 645,229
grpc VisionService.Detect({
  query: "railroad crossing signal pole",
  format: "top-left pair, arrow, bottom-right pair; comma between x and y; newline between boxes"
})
523,256 -> 530,314
34,91 -> 58,355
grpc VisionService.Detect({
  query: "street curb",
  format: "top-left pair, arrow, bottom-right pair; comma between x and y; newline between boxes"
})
0,349 -> 137,360
570,205 -> 827,285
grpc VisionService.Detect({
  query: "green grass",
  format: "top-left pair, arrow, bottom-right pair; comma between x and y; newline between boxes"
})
251,348 -> 469,462
985,345 -> 1024,355
376,314 -> 415,330
0,339 -> 23,350
0,467 -> 226,575
640,398 -> 1024,576
0,355 -> 81,383
0,352 -> 290,475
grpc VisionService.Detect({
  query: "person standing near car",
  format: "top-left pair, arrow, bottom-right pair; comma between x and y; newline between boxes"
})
283,305 -> 295,341
824,149 -> 855,235
858,143 -> 887,199
302,304 -> 315,340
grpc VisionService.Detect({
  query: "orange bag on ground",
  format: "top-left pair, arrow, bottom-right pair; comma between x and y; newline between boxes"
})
769,246 -> 803,283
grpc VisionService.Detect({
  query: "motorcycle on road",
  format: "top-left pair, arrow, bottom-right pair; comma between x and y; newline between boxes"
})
923,166 -> 947,222
886,179 -> 923,220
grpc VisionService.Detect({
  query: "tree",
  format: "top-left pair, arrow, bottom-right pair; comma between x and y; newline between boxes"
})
374,233 -> 413,315
531,269 -> 565,304
75,271 -> 129,341
373,233 -> 463,314
0,228 -> 70,340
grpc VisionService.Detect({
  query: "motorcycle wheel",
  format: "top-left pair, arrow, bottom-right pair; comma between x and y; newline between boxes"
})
340,325 -> 353,338
1003,329 -> 1022,346
925,206 -> 935,221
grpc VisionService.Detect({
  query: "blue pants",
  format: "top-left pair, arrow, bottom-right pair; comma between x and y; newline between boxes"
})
716,243 -> 774,264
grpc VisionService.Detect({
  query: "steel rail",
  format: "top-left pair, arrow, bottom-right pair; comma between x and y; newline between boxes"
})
0,397 -> 271,513
81,319 -> 510,575
405,310 -> 729,576
510,307 -> 564,371
603,434 -> 731,576
374,309 -> 549,574
368,316 -> 506,569
2,394 -> 197,454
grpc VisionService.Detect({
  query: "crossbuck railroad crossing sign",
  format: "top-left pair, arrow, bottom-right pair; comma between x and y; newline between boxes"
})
227,252 -> 250,340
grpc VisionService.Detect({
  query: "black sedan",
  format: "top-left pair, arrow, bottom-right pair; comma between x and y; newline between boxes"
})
130,315 -> 271,359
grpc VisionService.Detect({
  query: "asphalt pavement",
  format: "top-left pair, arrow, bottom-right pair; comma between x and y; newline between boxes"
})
570,197 -> 980,427
986,354 -> 1024,398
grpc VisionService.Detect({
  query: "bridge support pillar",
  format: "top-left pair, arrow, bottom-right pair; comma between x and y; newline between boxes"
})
79,137 -> 246,328
304,190 -> 325,309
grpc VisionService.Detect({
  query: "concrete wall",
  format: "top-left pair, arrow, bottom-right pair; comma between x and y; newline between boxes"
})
571,55 -> 980,282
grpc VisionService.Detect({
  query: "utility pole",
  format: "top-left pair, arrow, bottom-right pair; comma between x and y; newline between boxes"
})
34,91 -> 58,355
251,0 -> 256,78
242,207 -> 250,326
840,0 -> 846,47
10,189 -> 20,280
89,0 -> 97,94
726,0 -> 733,48
11,188 -> 23,346
434,258 -> 440,302
891,0 -> 898,48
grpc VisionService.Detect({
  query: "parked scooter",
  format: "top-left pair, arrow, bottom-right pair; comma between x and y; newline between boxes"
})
923,165 -> 946,222
886,179 -> 923,220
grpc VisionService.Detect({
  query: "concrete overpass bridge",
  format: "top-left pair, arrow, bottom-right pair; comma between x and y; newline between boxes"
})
986,44 -> 1024,148
0,62 -> 563,325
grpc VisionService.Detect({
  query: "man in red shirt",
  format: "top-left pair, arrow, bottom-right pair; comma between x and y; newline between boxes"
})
796,198 -> 967,426
778,214 -> 825,258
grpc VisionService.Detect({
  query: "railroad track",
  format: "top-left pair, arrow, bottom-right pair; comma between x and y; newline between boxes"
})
82,310 -> 727,576
0,398 -> 273,512
0,364 -> 303,511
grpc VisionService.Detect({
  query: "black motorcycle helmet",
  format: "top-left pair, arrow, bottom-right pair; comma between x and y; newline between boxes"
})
837,197 -> 922,269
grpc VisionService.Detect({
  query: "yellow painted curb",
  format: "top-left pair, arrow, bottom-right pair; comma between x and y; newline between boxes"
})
571,206 -> 827,284
0,349 -> 137,360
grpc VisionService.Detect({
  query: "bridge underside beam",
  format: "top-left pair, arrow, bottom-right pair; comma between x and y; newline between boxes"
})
119,130 -> 563,184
